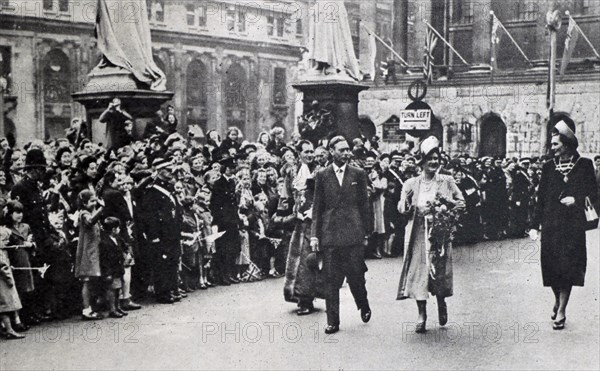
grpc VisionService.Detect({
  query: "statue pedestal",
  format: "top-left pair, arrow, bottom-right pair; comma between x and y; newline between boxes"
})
293,76 -> 369,143
72,66 -> 173,147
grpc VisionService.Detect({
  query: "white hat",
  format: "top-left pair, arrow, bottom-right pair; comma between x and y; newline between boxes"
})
554,120 -> 577,142
420,136 -> 440,159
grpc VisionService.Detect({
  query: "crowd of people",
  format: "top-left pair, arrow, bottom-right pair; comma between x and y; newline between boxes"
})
0,102 -> 599,339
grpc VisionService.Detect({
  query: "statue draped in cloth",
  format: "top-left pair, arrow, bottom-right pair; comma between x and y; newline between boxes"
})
95,0 -> 166,91
307,0 -> 361,80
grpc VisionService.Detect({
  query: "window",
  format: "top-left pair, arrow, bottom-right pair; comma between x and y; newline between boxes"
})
267,13 -> 286,37
0,46 -> 11,93
517,1 -> 537,21
296,18 -> 303,35
573,0 -> 591,15
153,0 -> 164,23
198,5 -> 206,27
276,16 -> 285,37
186,4 -> 195,26
43,0 -> 53,11
226,9 -> 235,32
237,10 -> 246,33
1,0 -> 16,11
267,16 -> 275,36
453,0 -> 473,24
59,0 -> 68,12
273,68 -> 287,106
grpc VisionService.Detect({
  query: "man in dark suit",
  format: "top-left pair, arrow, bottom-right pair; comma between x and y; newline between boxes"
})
210,157 -> 241,286
311,136 -> 372,334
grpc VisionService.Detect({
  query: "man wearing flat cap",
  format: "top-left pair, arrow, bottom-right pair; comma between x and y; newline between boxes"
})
311,136 -> 372,334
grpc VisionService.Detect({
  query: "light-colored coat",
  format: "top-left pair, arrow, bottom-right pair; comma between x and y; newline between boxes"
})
397,173 -> 465,300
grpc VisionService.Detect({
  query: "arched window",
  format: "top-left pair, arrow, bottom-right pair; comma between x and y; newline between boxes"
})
43,49 -> 72,140
43,49 -> 71,103
224,62 -> 247,133
186,59 -> 208,132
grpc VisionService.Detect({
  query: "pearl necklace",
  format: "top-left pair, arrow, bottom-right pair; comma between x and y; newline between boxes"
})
421,175 -> 436,192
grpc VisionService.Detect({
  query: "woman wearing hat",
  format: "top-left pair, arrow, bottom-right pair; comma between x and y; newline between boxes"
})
530,117 -> 598,330
397,136 -> 465,333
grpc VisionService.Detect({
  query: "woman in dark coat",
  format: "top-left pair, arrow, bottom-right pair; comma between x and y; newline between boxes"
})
531,118 -> 598,330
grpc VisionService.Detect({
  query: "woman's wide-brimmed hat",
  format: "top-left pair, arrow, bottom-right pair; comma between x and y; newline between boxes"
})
306,251 -> 323,272
22,148 -> 48,169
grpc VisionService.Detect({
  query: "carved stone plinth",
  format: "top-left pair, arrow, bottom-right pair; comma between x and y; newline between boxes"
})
72,66 -> 173,147
293,77 -> 369,143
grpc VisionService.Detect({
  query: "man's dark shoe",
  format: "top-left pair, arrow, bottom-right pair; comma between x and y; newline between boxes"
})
324,324 -> 339,334
156,296 -> 175,304
296,306 -> 314,316
361,306 -> 372,323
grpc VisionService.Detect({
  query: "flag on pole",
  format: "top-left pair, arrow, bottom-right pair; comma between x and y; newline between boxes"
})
423,27 -> 438,84
368,30 -> 377,79
560,16 -> 579,75
490,13 -> 501,70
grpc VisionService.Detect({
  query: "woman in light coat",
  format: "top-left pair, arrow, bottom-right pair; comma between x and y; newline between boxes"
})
397,137 -> 465,333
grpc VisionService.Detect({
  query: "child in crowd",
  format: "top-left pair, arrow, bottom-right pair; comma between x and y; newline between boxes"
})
195,186 -> 214,289
180,196 -> 201,292
3,200 -> 36,325
44,211 -> 74,320
0,226 -> 26,339
74,190 -> 104,321
99,217 -> 127,318
269,177 -> 295,275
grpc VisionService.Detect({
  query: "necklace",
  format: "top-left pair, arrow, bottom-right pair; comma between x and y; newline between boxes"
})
421,175 -> 436,192
554,156 -> 579,183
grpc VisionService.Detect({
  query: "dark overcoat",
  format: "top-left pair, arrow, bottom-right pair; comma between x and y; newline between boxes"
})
534,155 -> 598,287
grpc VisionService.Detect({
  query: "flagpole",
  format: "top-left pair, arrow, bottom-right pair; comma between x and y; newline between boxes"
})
490,11 -> 532,66
361,24 -> 409,67
566,11 -> 600,59
423,19 -> 469,65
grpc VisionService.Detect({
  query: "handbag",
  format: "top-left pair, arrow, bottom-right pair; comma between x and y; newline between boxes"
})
584,197 -> 599,230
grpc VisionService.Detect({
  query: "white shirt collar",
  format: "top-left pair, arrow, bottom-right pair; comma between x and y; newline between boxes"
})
333,163 -> 347,173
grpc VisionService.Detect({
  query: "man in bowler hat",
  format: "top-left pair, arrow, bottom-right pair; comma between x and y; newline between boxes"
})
310,136 -> 372,334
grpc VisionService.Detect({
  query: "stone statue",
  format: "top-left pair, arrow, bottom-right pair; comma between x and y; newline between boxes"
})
94,0 -> 166,91
307,0 -> 361,80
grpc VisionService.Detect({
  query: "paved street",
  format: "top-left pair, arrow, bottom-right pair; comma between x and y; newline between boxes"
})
1,230 -> 598,370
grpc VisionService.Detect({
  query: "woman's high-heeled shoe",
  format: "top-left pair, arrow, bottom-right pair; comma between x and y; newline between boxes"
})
12,323 -> 29,332
3,331 -> 25,340
553,317 -> 566,330
415,320 -> 427,333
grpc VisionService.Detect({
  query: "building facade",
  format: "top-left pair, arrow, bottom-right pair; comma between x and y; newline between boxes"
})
356,0 -> 600,158
0,0 -> 309,145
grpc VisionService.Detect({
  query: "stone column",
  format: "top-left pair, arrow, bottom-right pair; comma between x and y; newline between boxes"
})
213,47 -> 225,134
472,0 -> 492,65
359,1 -> 377,76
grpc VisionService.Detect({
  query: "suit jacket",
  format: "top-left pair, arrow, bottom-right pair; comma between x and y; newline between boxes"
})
140,181 -> 182,249
210,175 -> 240,230
311,164 -> 371,247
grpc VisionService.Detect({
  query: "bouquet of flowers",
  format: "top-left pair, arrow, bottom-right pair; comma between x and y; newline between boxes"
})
424,193 -> 463,290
